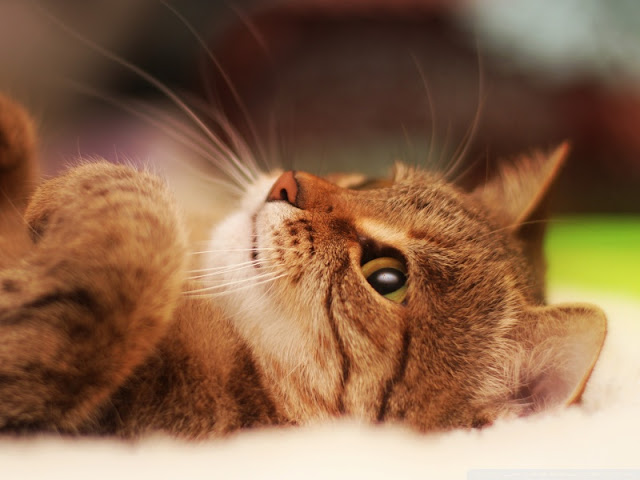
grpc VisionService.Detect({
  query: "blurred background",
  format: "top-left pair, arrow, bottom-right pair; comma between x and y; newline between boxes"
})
0,0 -> 638,297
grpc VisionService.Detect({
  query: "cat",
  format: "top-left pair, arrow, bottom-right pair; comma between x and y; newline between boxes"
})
0,92 -> 606,439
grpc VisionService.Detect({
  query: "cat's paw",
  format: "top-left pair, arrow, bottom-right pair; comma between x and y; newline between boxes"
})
0,162 -> 189,432
0,94 -> 35,169
0,94 -> 38,210
0,95 -> 39,263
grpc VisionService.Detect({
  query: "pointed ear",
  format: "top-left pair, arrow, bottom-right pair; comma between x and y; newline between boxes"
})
506,303 -> 607,414
472,142 -> 569,228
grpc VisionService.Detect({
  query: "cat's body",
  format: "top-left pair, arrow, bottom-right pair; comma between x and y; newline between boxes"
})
0,94 -> 606,439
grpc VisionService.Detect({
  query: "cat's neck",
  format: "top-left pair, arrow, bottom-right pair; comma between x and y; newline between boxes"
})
98,292 -> 285,438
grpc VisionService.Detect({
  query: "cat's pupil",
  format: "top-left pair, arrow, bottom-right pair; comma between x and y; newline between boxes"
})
366,268 -> 406,295
280,188 -> 289,203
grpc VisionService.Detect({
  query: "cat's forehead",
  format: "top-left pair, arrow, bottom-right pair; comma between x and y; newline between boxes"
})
349,167 -> 491,240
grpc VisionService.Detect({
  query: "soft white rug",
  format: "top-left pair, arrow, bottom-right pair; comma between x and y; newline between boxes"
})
2,288 -> 639,480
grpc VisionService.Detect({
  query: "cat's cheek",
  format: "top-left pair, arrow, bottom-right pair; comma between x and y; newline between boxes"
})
206,210 -> 255,269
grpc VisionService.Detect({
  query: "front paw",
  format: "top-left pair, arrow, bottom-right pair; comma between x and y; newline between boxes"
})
0,94 -> 38,207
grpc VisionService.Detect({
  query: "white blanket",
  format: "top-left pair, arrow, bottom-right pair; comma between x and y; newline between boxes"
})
3,289 -> 639,479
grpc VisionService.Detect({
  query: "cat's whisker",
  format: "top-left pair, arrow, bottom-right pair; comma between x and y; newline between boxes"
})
57,77 -> 249,193
209,110 -> 262,181
187,263 -> 281,280
183,165 -> 246,196
436,121 -> 453,175
443,52 -> 485,182
36,5 -> 256,187
476,218 -> 568,242
194,269 -> 285,290
181,93 -> 263,183
0,190 -> 41,242
159,0 -> 267,175
190,247 -> 298,255
154,103 -> 257,185
448,149 -> 488,187
190,248 -> 275,254
411,54 -> 438,170
214,275 -> 282,318
189,235 -> 263,249
187,259 -> 261,274
126,100 -> 253,188
284,359 -> 306,380
183,272 -> 288,296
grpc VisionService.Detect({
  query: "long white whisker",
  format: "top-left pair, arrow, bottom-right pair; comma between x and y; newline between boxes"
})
190,271 -> 282,292
186,97 -> 263,181
55,79 -> 247,193
190,247 -> 298,254
209,110 -> 262,180
35,4 -> 255,185
134,102 -> 252,187
187,259 -> 261,274
184,272 -> 288,295
159,0 -> 267,172
187,263 -> 280,280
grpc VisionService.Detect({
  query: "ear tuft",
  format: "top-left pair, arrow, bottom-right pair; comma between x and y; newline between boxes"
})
473,142 -> 569,228
507,303 -> 607,414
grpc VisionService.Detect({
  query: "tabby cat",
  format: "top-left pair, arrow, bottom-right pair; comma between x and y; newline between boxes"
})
0,93 -> 606,439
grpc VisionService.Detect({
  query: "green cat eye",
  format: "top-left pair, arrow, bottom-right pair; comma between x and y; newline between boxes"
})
361,257 -> 408,303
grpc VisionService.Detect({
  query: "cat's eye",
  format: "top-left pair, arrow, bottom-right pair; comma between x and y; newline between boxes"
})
361,257 -> 408,303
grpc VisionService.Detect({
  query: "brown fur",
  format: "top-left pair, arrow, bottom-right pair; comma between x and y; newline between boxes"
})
0,94 -> 606,438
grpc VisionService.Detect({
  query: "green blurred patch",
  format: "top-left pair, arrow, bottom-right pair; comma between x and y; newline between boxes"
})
545,216 -> 640,298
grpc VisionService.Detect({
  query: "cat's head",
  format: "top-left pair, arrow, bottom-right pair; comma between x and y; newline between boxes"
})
205,143 -> 606,431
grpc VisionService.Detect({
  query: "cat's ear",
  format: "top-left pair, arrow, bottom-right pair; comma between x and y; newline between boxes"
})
504,303 -> 606,414
472,142 -> 569,228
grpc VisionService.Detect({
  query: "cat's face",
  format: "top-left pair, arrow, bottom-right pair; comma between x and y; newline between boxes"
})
205,145 -> 606,431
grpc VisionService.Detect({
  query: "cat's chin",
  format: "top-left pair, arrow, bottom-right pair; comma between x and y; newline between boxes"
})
203,171 -> 343,420
203,168 -> 298,320
205,170 -> 282,270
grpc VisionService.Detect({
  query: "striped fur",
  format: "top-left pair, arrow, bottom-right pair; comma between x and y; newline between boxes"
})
0,95 -> 606,438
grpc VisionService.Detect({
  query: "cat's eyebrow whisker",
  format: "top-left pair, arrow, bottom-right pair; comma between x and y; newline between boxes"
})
436,121 -> 454,175
443,52 -> 485,182
448,149 -> 488,188
410,54 -> 438,170
476,218 -> 568,241
35,5 -> 256,186
158,0 -> 267,174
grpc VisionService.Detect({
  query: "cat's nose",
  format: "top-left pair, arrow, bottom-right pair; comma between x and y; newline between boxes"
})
266,170 -> 299,207
266,170 -> 346,210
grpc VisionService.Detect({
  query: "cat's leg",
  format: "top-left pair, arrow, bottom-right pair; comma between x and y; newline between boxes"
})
0,161 -> 188,433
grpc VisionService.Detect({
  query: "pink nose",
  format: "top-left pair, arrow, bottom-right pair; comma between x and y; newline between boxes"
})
266,171 -> 299,206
